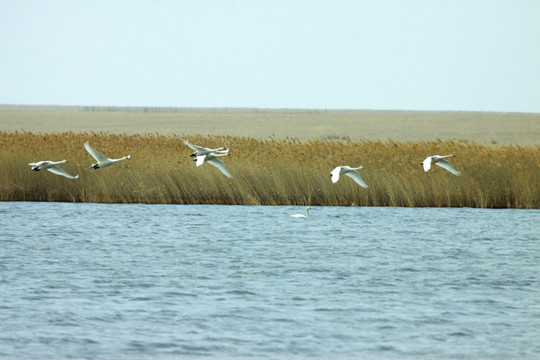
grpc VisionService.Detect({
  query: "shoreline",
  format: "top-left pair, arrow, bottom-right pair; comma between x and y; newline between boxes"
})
3,200 -> 539,209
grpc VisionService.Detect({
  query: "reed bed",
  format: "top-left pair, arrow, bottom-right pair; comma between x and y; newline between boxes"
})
1,131 -> 538,208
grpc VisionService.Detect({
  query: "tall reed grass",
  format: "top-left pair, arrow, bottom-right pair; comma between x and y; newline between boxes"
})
1,131 -> 538,208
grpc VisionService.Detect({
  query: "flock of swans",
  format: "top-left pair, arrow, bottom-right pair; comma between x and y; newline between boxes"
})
29,140 -> 461,217
29,142 -> 131,179
288,155 -> 460,217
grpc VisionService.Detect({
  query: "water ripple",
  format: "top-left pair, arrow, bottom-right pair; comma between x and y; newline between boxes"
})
0,203 -> 538,359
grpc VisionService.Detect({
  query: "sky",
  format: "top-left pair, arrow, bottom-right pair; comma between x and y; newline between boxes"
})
1,0 -> 540,112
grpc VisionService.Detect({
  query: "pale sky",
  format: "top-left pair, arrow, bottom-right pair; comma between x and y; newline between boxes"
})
1,0 -> 539,112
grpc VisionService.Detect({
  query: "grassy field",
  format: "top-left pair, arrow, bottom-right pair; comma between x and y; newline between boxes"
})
1,131 -> 538,208
1,106 -> 540,146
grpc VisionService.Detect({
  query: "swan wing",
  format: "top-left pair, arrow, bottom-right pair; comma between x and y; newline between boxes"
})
330,167 -> 341,183
47,165 -> 79,179
195,155 -> 206,166
345,171 -> 368,188
213,148 -> 229,154
207,158 -> 232,178
435,159 -> 460,175
184,140 -> 209,152
422,157 -> 432,172
84,142 -> 109,162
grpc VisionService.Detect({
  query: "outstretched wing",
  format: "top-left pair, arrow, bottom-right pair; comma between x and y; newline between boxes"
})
207,158 -> 232,178
184,140 -> 209,152
345,171 -> 368,188
47,165 -> 79,179
422,157 -> 432,172
84,142 -> 109,162
213,148 -> 229,154
330,167 -> 341,183
195,155 -> 206,166
435,159 -> 460,176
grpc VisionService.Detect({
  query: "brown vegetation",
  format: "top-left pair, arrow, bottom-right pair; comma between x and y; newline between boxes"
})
2,106 -> 539,146
0,131 -> 538,208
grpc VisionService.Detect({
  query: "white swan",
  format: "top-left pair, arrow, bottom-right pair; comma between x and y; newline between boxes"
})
290,206 -> 311,218
84,142 -> 130,169
28,160 -> 79,179
330,166 -> 368,188
184,140 -> 229,157
195,152 -> 232,178
421,154 -> 460,175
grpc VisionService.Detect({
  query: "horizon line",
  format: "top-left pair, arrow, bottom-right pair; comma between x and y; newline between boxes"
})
0,104 -> 536,115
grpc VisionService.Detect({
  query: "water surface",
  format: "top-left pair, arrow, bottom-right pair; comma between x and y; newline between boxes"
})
0,203 -> 538,359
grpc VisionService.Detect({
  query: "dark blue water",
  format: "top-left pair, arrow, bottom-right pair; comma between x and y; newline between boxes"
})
0,202 -> 539,359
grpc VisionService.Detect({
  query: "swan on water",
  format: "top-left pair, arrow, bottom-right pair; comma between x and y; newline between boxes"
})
421,155 -> 460,175
28,160 -> 79,179
184,140 -> 229,157
194,153 -> 233,178
290,206 -> 311,218
84,142 -> 130,169
330,166 -> 368,188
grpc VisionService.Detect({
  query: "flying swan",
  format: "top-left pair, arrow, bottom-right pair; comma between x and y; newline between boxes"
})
184,140 -> 229,157
331,166 -> 368,188
290,206 -> 311,218
28,160 -> 79,179
421,155 -> 460,175
84,142 -> 130,169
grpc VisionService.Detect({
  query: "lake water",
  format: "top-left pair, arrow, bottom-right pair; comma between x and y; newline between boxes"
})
0,202 -> 538,359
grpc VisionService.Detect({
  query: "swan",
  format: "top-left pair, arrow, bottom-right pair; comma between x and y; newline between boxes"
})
28,160 -> 79,179
84,142 -> 130,169
184,140 -> 229,157
421,154 -> 460,175
330,166 -> 368,188
194,152 -> 232,178
290,206 -> 311,218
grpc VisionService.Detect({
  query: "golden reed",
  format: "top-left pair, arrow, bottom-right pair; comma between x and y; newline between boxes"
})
1,131 -> 538,208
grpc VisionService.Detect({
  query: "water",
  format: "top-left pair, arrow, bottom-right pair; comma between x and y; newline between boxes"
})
0,202 -> 538,359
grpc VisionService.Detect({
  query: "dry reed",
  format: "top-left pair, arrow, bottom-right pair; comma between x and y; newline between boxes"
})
0,131 -> 538,208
